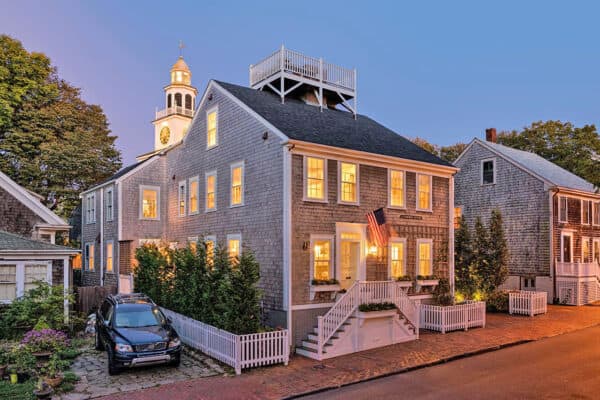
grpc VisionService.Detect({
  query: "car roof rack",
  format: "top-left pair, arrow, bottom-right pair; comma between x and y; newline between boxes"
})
109,293 -> 155,305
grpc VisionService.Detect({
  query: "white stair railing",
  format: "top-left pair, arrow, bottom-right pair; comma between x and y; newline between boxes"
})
317,281 -> 359,359
393,283 -> 420,336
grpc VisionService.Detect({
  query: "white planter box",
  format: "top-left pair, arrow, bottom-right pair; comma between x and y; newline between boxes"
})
420,301 -> 486,334
310,284 -> 341,300
509,291 -> 547,316
417,279 -> 439,286
357,309 -> 397,326
396,280 -> 413,288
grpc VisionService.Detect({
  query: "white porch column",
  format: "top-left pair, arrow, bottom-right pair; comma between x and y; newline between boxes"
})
449,175 -> 455,296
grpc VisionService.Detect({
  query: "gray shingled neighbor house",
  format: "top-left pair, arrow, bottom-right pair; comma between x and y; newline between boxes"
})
0,169 -> 78,311
454,129 -> 600,305
80,47 -> 458,357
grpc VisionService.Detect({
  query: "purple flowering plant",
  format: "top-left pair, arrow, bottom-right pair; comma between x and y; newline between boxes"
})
20,328 -> 70,353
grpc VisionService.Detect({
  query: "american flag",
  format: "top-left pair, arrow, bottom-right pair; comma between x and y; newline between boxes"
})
366,208 -> 389,247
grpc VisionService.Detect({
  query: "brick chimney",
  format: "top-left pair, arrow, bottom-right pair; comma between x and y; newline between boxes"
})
485,128 -> 497,143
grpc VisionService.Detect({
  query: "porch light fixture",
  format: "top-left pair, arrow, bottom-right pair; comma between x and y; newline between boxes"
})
368,245 -> 378,255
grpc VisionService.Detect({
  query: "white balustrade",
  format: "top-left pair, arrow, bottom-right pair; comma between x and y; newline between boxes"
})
556,261 -> 600,277
155,106 -> 194,119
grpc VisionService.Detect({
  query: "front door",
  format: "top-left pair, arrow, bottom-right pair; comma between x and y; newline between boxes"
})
336,223 -> 367,291
340,239 -> 360,290
561,233 -> 573,262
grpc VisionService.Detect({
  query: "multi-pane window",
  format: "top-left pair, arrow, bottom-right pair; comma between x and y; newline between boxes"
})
24,264 -> 47,293
417,174 -> 432,211
85,243 -> 95,271
389,170 -> 405,208
417,239 -> 433,276
141,186 -> 159,219
105,188 -> 113,221
231,162 -> 244,206
227,234 -> 241,261
582,200 -> 591,225
207,110 -> 218,148
482,159 -> 495,184
305,157 -> 326,201
594,202 -> 600,226
86,193 -> 96,223
106,242 -> 113,272
178,181 -> 186,216
205,171 -> 216,211
312,237 -> 332,281
0,264 -> 16,302
583,237 -> 591,262
205,236 -> 216,266
339,162 -> 358,203
188,237 -> 198,253
389,240 -> 406,279
454,206 -> 463,229
189,177 -> 199,214
559,196 -> 568,223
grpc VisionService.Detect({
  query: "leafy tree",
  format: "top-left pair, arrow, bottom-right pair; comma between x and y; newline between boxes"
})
472,216 -> 492,294
454,215 -> 478,299
440,143 -> 467,163
411,137 -> 438,155
497,120 -> 600,189
0,35 -> 121,218
487,209 -> 509,291
225,252 -> 262,334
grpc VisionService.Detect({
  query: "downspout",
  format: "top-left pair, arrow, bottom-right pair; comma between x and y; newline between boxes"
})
449,175 -> 455,297
282,142 -> 293,349
100,187 -> 104,287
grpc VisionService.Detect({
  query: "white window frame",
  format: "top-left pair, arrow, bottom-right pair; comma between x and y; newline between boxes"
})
582,236 -> 591,263
558,196 -> 568,223
594,201 -> 600,226
205,235 -> 216,264
337,161 -> 359,205
206,106 -> 219,150
416,173 -> 433,212
310,234 -> 335,282
387,169 -> 406,209
178,180 -> 187,217
388,237 -> 407,279
227,233 -> 242,260
85,243 -> 95,271
416,238 -> 434,276
139,185 -> 160,220
481,158 -> 496,185
560,231 -> 573,262
0,261 -> 52,303
230,161 -> 245,207
188,176 -> 199,215
85,193 -> 96,224
581,199 -> 591,225
105,186 -> 114,222
105,240 -> 114,273
205,170 -> 217,212
303,156 -> 328,203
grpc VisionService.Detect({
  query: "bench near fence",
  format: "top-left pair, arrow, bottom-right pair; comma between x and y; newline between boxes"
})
161,308 -> 289,374
509,291 -> 547,316
420,301 -> 486,334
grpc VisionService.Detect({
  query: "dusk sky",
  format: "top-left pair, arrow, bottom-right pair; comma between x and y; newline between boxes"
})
2,1 -> 599,165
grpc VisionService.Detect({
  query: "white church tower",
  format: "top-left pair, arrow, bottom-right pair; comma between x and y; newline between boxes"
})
152,51 -> 198,152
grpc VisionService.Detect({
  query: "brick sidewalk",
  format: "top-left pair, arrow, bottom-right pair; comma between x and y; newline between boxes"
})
100,305 -> 600,400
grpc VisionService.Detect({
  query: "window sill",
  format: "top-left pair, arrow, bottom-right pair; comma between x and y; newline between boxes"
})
230,203 -> 245,209
415,209 -> 433,213
481,183 -> 496,186
205,208 -> 217,213
337,201 -> 360,206
207,144 -> 218,150
310,284 -> 341,300
139,218 -> 160,221
188,211 -> 200,216
303,197 -> 328,204
387,205 -> 407,210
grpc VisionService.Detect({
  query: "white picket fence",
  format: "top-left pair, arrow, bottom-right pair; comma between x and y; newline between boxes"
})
161,308 -> 289,374
420,301 -> 486,334
509,291 -> 547,316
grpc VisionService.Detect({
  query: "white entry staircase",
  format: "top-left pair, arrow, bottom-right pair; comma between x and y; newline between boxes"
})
556,261 -> 600,305
296,281 -> 420,360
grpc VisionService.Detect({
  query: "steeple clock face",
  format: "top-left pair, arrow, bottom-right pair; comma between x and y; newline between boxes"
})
160,126 -> 171,145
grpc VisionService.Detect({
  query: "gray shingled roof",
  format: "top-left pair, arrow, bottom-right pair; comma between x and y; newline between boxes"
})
216,81 -> 453,167
481,139 -> 597,192
0,231 -> 79,253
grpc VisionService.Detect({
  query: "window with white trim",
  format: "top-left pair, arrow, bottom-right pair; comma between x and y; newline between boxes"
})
85,243 -> 95,271
178,181 -> 186,216
205,171 -> 217,211
582,200 -> 591,225
86,192 -> 96,224
140,186 -> 160,220
416,174 -> 432,211
454,206 -> 463,229
230,162 -> 244,207
205,235 -> 216,266
388,169 -> 405,208
339,162 -> 358,204
481,159 -> 496,185
0,264 -> 16,302
594,202 -> 600,226
417,239 -> 433,276
558,196 -> 568,223
582,237 -> 591,262
227,234 -> 241,262
106,241 -> 114,272
304,156 -> 326,201
207,109 -> 218,149
105,187 -> 114,221
24,264 -> 48,293
389,238 -> 407,279
189,176 -> 199,214
311,235 -> 333,281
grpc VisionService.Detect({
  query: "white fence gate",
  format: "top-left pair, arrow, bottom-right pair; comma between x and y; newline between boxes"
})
420,301 -> 486,334
509,291 -> 547,316
160,308 -> 289,374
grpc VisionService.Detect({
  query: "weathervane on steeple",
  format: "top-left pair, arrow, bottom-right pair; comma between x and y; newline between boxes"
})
178,40 -> 185,58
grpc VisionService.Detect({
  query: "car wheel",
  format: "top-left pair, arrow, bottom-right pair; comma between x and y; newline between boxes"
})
171,355 -> 181,368
94,330 -> 103,351
107,350 -> 120,376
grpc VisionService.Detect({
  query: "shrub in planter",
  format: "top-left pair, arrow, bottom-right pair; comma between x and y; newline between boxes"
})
21,329 -> 70,354
43,355 -> 69,388
417,275 -> 438,281
396,275 -> 412,282
11,348 -> 36,380
358,302 -> 397,312
433,278 -> 454,306
486,290 -> 509,312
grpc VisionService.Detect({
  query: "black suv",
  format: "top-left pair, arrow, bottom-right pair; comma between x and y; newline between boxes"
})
95,293 -> 182,375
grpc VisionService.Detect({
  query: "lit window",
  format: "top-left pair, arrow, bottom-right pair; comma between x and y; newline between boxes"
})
417,174 -> 432,211
106,242 -> 113,272
178,181 -> 186,216
141,187 -> 159,219
231,162 -> 244,206
206,171 -> 216,211
312,238 -> 332,281
207,110 -> 218,148
86,243 -> 95,271
454,206 -> 462,229
205,236 -> 216,266
189,177 -> 199,214
86,193 -> 96,224
0,264 -> 16,301
339,162 -> 358,203
482,159 -> 495,185
389,240 -> 406,279
305,157 -> 326,201
417,240 -> 433,276
105,188 -> 113,221
582,200 -> 591,225
583,237 -> 591,262
227,234 -> 241,261
188,237 -> 198,253
389,170 -> 405,208
594,202 -> 600,226
559,196 -> 568,223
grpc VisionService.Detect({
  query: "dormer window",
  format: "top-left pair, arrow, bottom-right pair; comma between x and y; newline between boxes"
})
481,158 -> 496,185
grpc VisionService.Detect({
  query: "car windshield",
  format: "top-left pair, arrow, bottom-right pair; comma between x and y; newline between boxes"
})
114,305 -> 166,328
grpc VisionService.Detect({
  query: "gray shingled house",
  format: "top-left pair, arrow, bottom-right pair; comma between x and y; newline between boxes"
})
80,47 -> 458,358
454,129 -> 600,305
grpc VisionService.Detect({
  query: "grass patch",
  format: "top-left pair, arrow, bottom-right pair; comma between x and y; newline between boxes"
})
0,380 -> 35,400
